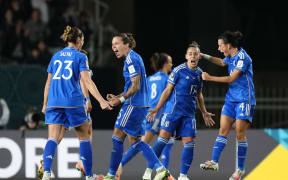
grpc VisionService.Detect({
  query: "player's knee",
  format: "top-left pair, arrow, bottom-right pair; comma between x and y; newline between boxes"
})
236,132 -> 246,141
219,127 -> 229,136
181,137 -> 194,144
113,128 -> 126,138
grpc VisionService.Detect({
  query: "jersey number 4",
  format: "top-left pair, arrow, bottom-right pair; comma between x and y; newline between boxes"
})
52,60 -> 73,80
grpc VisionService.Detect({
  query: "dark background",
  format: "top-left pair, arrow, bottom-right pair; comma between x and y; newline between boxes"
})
91,0 -> 288,129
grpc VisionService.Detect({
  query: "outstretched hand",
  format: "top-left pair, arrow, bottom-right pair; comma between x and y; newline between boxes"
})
202,111 -> 215,127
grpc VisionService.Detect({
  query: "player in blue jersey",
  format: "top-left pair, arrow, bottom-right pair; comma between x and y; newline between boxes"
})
41,26 -> 112,180
147,41 -> 215,180
104,33 -> 170,180
115,52 -> 174,180
199,31 -> 256,180
37,52 -> 95,179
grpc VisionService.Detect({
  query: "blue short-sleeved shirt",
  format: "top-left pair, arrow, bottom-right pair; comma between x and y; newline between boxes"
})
47,46 -> 89,107
164,63 -> 203,117
122,50 -> 149,107
147,72 -> 168,109
223,48 -> 256,105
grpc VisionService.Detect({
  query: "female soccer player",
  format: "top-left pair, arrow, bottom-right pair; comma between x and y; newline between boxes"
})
147,41 -> 215,180
199,31 -> 256,180
116,52 -> 174,180
41,26 -> 112,180
38,49 -> 94,179
104,33 -> 170,180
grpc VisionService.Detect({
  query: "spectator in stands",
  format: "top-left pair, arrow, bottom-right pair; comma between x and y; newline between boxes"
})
77,11 -> 93,45
0,9 -> 14,58
37,40 -> 52,66
31,0 -> 49,24
9,0 -> 32,22
24,8 -> 47,49
0,9 -> 25,61
26,41 -> 51,65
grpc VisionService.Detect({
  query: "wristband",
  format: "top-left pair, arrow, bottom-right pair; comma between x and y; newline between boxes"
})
119,96 -> 126,103
202,54 -> 211,60
85,97 -> 90,101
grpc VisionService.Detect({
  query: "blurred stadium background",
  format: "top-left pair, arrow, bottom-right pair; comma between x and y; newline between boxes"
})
0,0 -> 287,179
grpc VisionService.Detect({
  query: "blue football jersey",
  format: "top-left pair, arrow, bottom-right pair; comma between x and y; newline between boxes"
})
147,72 -> 168,108
164,63 -> 203,116
223,48 -> 256,105
123,50 -> 148,107
47,46 -> 89,107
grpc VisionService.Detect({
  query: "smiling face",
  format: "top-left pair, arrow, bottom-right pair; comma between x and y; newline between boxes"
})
112,36 -> 130,59
185,47 -> 200,69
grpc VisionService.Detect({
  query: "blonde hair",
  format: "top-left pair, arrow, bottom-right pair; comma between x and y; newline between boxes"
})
60,26 -> 72,42
60,26 -> 83,44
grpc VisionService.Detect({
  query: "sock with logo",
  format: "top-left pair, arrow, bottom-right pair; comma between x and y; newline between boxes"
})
43,139 -> 58,172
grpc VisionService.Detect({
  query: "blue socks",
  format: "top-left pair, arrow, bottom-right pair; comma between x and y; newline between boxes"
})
238,141 -> 248,171
43,139 -> 58,172
147,137 -> 169,169
161,138 -> 174,169
121,145 -> 140,166
212,135 -> 227,163
108,135 -> 124,176
121,137 -> 174,169
80,139 -> 93,177
133,140 -> 163,170
180,141 -> 195,175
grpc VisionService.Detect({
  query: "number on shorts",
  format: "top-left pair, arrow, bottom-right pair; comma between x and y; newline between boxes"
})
239,103 -> 251,116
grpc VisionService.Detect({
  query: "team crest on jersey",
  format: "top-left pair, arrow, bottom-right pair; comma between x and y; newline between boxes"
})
169,73 -> 175,81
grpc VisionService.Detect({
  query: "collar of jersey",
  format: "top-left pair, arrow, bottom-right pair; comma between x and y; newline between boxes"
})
185,62 -> 198,72
228,47 -> 243,59
65,46 -> 77,51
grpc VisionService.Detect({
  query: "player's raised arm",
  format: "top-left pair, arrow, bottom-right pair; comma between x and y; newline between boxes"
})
202,69 -> 242,83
